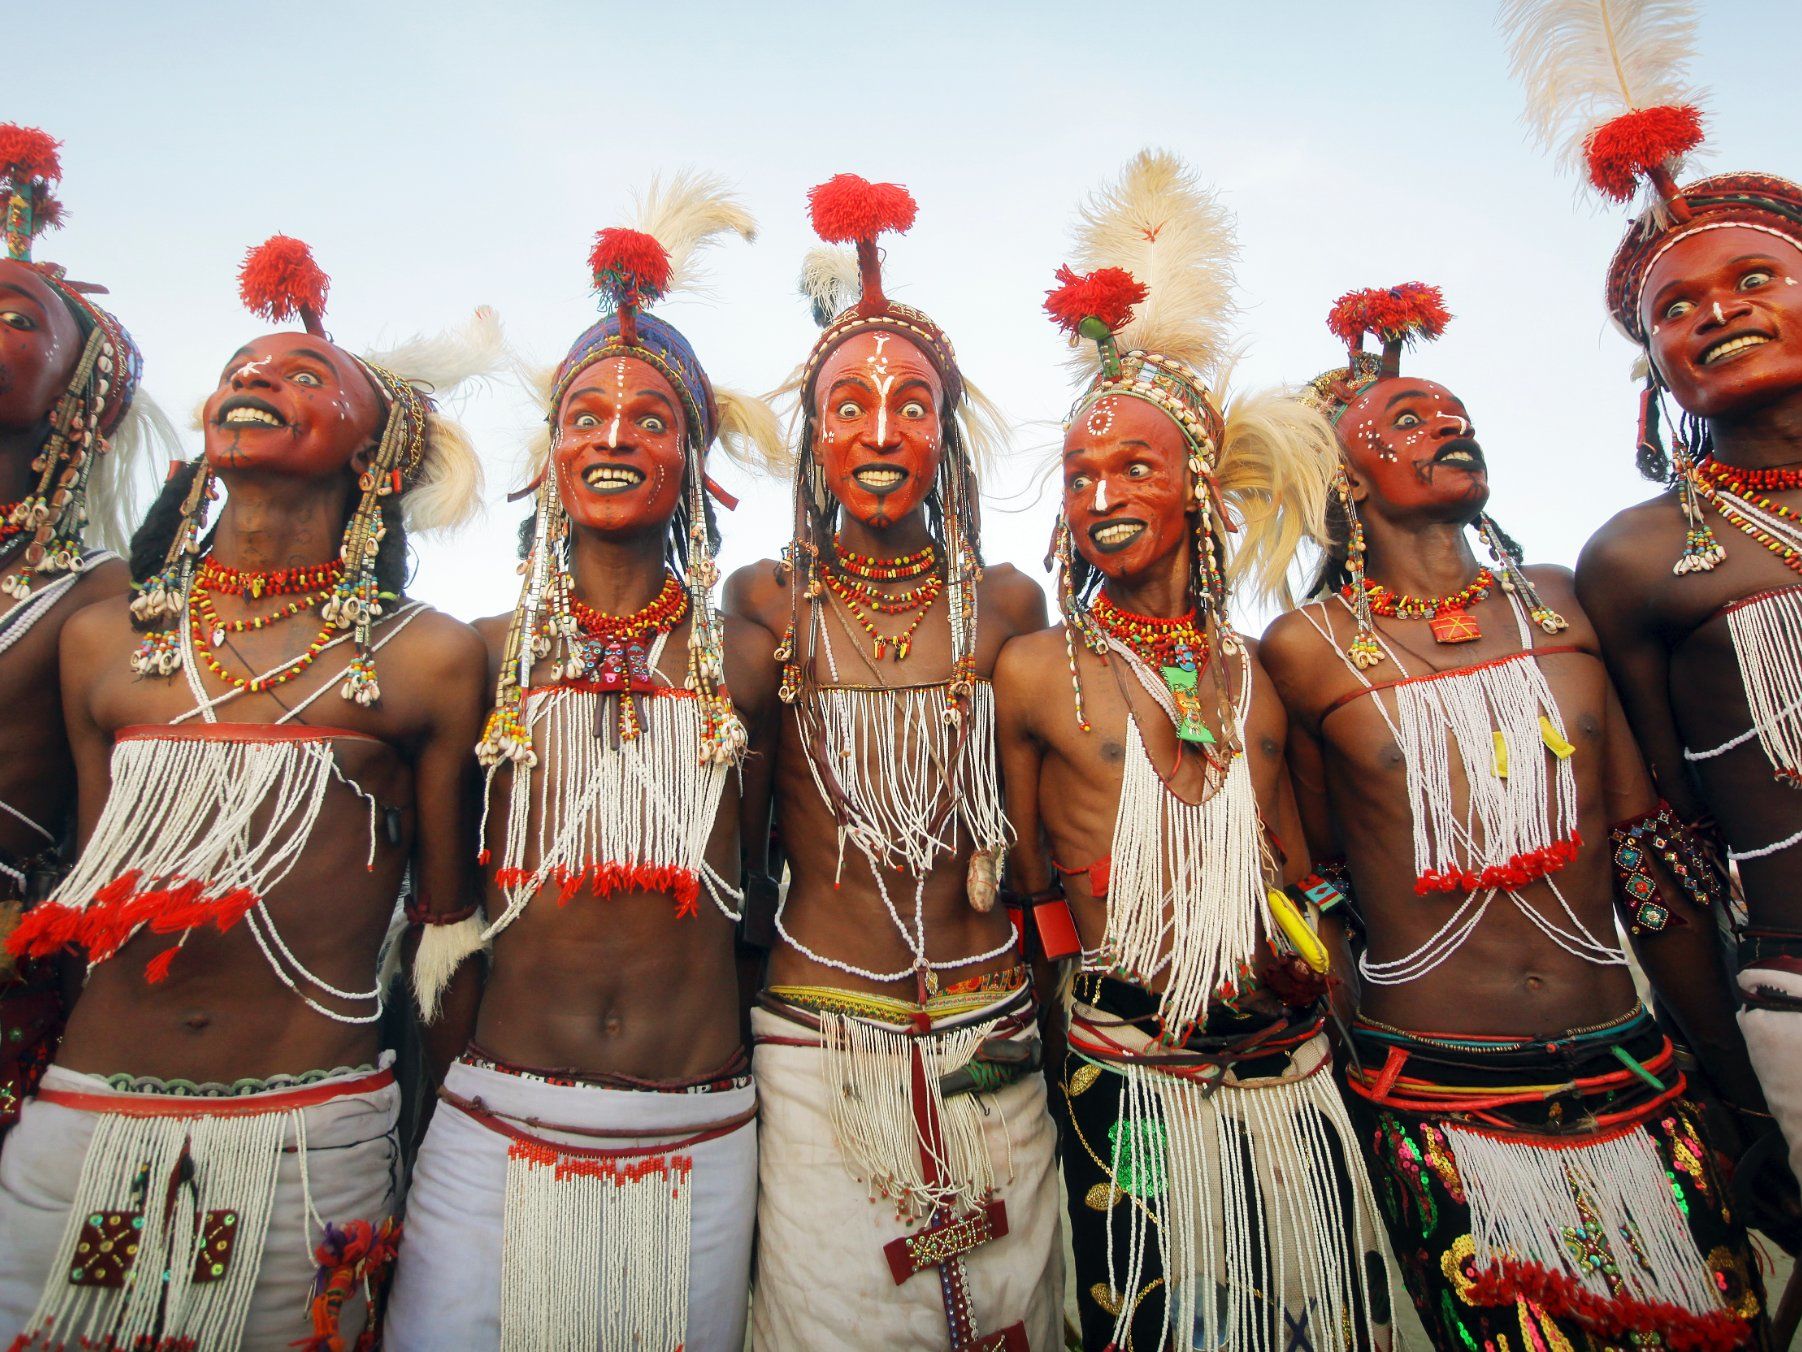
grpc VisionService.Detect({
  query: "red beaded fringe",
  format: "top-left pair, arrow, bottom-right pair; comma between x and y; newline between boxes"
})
508,1138 -> 695,1191
4,872 -> 260,981
1465,1258 -> 1749,1352
492,861 -> 702,917
1414,832 -> 1582,896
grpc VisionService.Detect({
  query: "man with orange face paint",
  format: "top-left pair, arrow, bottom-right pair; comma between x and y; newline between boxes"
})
0,127 -> 170,1148
1505,1 -> 1802,1237
726,175 -> 1060,1348
996,151 -> 1392,1352
388,178 -> 783,1352
0,237 -> 496,1349
1261,282 -> 1768,1349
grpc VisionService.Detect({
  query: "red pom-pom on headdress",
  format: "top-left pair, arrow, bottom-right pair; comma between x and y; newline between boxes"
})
588,227 -> 671,346
1584,104 -> 1704,203
0,125 -> 63,185
238,235 -> 329,337
808,174 -> 917,245
1327,283 -> 1450,350
807,174 -> 917,317
1044,265 -> 1148,339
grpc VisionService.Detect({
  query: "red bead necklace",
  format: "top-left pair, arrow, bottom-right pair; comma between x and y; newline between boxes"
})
1090,591 -> 1211,672
1349,569 -> 1494,645
567,573 -> 690,643
197,555 -> 345,599
0,502 -> 22,551
823,567 -> 940,662
187,561 -> 338,693
1698,456 -> 1802,495
832,537 -> 937,582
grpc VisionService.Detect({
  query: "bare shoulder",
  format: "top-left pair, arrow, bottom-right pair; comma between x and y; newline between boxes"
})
471,611 -> 511,658
722,612 -> 780,715
723,558 -> 789,632
67,556 -> 131,608
979,562 -> 1050,635
1257,603 -> 1334,682
994,623 -> 1066,692
381,604 -> 488,699
1576,491 -> 1682,592
59,588 -> 136,664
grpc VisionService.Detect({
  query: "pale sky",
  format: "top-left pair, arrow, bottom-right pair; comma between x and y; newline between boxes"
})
17,1 -> 1797,626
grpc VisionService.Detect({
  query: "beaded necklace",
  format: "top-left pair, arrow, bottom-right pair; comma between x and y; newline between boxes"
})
1347,568 -> 1495,644
1691,473 -> 1802,576
1091,590 -> 1216,745
552,573 -> 691,742
196,555 -> 344,600
1698,456 -> 1802,495
565,573 -> 689,644
185,560 -> 339,694
833,537 -> 936,581
822,566 -> 942,663
0,502 -> 24,553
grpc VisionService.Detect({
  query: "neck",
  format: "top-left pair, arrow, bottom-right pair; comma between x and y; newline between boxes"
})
1360,516 -> 1484,599
835,506 -> 933,561
1098,548 -> 1191,619
209,473 -> 351,573
0,422 -> 48,503
569,524 -> 671,615
1705,385 -> 1802,470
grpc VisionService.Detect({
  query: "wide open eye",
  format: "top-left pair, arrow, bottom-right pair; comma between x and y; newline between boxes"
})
835,400 -> 861,420
1740,269 -> 1774,292
0,310 -> 36,332
1664,298 -> 1695,321
572,412 -> 601,429
1068,473 -> 1092,493
1126,463 -> 1151,479
1393,412 -> 1421,429
900,399 -> 927,419
641,414 -> 667,434
291,370 -> 323,388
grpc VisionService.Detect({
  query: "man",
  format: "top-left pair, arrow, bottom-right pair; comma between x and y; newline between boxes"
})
726,173 -> 1061,1348
387,177 -> 782,1352
1503,0 -> 1802,1210
0,125 -> 168,1140
1260,283 -> 1768,1348
997,150 -> 1392,1352
0,235 -> 495,1349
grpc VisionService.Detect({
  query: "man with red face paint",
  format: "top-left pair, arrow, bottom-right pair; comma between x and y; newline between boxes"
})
0,236 -> 497,1350
0,127 -> 170,1148
1505,2 -> 1802,1241
997,151 -> 1392,1352
725,175 -> 1061,1348
1261,281 -> 1768,1348
388,179 -> 783,1352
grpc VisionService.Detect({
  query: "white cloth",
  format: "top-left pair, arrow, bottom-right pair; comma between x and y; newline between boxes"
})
0,1060 -> 400,1349
1737,965 -> 1802,1185
749,1001 -> 1063,1350
386,1055 -> 756,1352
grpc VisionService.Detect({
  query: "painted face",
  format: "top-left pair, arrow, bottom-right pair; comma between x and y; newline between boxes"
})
1337,376 -> 1488,519
553,355 -> 687,536
0,261 -> 82,431
1642,226 -> 1802,420
814,330 -> 944,529
1062,395 -> 1193,583
202,332 -> 385,480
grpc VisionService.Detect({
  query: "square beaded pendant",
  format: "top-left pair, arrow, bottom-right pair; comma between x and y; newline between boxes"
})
1428,609 -> 1482,644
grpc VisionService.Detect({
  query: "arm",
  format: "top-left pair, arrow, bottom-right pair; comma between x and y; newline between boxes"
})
55,604 -> 121,1005
1577,528 -> 1706,822
726,616 -> 781,1041
402,622 -> 489,1085
1599,679 -> 1767,1109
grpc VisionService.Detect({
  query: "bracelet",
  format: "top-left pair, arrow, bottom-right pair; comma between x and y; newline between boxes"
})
405,897 -> 480,927
1609,800 -> 1725,935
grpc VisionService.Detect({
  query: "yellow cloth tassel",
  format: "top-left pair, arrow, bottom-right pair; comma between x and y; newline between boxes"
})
1267,889 -> 1330,973
1539,716 -> 1575,760
1492,730 -> 1509,779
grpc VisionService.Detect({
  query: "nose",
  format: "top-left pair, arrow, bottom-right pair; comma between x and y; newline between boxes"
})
1699,294 -> 1752,332
229,361 -> 273,391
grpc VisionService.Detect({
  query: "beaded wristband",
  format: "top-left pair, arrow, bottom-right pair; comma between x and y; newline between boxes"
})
1608,800 -> 1726,935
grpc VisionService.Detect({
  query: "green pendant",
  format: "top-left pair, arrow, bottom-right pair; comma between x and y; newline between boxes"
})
1161,664 -> 1215,745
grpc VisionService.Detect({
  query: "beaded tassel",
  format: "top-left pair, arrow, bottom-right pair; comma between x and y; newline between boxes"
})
129,461 -> 218,677
1333,466 -> 1385,670
1477,512 -> 1568,635
1672,444 -> 1726,575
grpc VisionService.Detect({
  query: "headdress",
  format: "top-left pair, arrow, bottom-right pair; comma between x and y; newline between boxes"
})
775,173 -> 1005,722
0,124 -> 170,597
1299,286 -> 1567,667
129,235 -> 496,704
1044,150 -> 1338,720
1299,283 -> 1451,424
1502,0 -> 1802,568
478,173 -> 781,770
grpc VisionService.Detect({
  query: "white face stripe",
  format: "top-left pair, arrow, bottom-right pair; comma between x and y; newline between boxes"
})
865,336 -> 895,446
606,358 -> 627,448
1714,300 -> 1728,324
1433,411 -> 1470,436
1094,477 -> 1109,511
232,357 -> 271,383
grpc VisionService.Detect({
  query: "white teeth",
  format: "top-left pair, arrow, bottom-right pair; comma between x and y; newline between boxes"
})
222,407 -> 282,426
854,469 -> 903,487
1703,334 -> 1771,365
1094,522 -> 1142,545
583,465 -> 643,487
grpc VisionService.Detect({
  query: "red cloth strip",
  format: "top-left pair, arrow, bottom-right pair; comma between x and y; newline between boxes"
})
1322,644 -> 1588,720
114,722 -> 380,745
36,1067 -> 394,1118
441,1085 -> 755,1158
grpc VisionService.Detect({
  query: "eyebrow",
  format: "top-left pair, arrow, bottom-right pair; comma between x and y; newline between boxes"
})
0,282 -> 43,304
636,388 -> 677,414
893,377 -> 934,397
1384,388 -> 1430,410
292,347 -> 338,368
827,375 -> 877,397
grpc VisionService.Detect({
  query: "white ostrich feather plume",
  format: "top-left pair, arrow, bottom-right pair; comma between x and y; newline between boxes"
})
1067,149 -> 1238,385
799,245 -> 860,328
631,170 -> 756,297
1499,0 -> 1703,180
